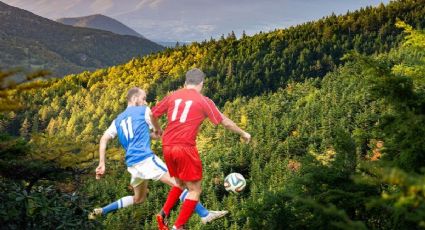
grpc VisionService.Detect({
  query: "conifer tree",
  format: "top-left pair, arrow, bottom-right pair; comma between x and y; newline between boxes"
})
19,117 -> 30,139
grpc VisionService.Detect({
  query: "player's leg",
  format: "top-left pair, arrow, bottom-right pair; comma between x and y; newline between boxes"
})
159,145 -> 225,229
101,179 -> 148,214
156,168 -> 184,229
178,189 -> 228,224
133,180 -> 149,204
158,149 -> 185,217
88,177 -> 148,220
157,147 -> 185,230
179,186 -> 208,218
158,171 -> 177,187
170,145 -> 204,229
171,179 -> 202,229
158,171 -> 216,220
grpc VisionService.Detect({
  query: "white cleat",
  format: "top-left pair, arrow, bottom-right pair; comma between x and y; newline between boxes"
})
201,210 -> 229,224
88,208 -> 103,220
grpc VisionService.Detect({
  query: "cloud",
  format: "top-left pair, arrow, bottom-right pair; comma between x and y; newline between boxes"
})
197,24 -> 216,34
136,0 -> 163,9
90,0 -> 114,13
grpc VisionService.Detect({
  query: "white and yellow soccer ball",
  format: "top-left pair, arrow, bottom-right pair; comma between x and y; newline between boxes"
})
224,173 -> 246,193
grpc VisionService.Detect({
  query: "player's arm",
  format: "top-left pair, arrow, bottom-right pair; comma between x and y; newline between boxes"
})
145,106 -> 162,139
220,114 -> 251,143
96,133 -> 112,179
96,121 -> 117,179
203,96 -> 251,143
150,112 -> 163,137
150,95 -> 170,137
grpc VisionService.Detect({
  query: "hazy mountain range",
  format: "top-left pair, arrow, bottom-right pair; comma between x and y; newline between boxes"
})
2,0 -> 389,41
0,1 -> 164,77
56,14 -> 145,38
56,14 -> 187,47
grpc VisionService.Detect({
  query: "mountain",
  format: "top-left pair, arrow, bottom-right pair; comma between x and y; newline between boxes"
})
0,2 -> 164,77
56,14 -> 145,38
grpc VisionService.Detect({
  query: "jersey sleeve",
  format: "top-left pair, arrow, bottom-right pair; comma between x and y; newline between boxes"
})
144,107 -> 154,130
104,120 -> 117,138
202,96 -> 223,125
152,95 -> 170,118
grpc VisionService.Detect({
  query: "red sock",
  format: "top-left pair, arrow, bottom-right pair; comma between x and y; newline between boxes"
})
174,199 -> 197,228
162,186 -> 183,215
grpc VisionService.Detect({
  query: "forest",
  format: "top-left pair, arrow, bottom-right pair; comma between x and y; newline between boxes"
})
1,0 -> 425,229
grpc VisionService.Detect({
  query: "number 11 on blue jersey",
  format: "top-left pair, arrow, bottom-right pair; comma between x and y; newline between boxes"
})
120,117 -> 134,141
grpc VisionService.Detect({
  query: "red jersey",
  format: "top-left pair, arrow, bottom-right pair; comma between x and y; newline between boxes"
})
152,88 -> 223,147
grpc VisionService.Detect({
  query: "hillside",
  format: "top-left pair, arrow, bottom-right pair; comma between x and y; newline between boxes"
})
4,0 -> 424,162
0,2 -> 163,77
2,0 -> 425,229
4,22 -> 425,229
56,14 -> 145,38
10,0 -> 423,141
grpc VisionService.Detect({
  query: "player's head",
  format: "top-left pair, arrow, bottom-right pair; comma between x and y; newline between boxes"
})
127,87 -> 146,106
185,68 -> 205,92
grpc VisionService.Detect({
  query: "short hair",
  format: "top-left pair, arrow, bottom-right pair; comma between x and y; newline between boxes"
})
127,87 -> 142,102
185,68 -> 205,85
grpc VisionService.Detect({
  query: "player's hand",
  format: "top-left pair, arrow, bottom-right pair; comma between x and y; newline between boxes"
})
241,132 -> 251,143
95,164 -> 105,180
150,132 -> 160,140
154,128 -> 163,138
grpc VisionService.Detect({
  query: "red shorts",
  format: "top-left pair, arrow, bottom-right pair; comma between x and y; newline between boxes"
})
163,145 -> 202,181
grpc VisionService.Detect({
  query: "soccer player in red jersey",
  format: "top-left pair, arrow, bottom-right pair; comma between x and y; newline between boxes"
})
152,68 -> 251,230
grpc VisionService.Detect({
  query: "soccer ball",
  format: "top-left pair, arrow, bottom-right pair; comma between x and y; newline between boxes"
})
224,173 -> 246,193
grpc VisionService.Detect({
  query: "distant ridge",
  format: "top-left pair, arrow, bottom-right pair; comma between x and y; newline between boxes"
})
57,14 -> 145,38
155,41 -> 191,48
0,2 -> 164,77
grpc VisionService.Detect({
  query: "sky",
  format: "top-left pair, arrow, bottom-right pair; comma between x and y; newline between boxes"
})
3,0 -> 390,42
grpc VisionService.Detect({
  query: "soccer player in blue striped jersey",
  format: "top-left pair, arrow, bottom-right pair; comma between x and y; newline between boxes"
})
89,87 -> 227,225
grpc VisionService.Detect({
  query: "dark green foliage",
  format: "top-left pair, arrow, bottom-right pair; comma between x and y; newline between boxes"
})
239,21 -> 425,229
0,179 -> 98,229
344,22 -> 425,172
0,71 -> 99,229
0,134 -> 99,229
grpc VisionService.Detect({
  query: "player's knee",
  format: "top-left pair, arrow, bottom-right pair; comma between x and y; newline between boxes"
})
134,190 -> 148,204
176,181 -> 185,189
189,187 -> 202,197
133,195 -> 145,204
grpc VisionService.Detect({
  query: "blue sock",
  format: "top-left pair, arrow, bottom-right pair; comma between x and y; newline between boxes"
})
102,201 -> 118,215
102,196 -> 134,215
179,189 -> 209,218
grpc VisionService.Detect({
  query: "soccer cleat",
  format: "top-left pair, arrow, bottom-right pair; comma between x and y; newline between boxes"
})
156,210 -> 169,230
171,226 -> 185,230
88,208 -> 103,220
201,210 -> 229,224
